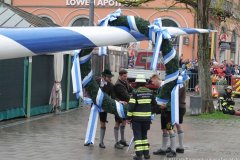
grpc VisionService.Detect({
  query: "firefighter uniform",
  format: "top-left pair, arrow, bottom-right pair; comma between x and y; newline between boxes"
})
219,86 -> 235,115
127,86 -> 157,160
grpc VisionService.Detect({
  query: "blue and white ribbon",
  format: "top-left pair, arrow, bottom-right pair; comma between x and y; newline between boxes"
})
71,50 -> 83,99
98,9 -> 122,26
80,53 -> 92,64
171,70 -> 190,125
96,88 -> 104,112
148,18 -> 171,70
84,88 -> 104,144
83,97 -> 93,105
85,104 -> 99,144
164,71 -> 179,85
181,70 -> 190,82
98,9 -> 122,56
156,97 -> 169,105
115,100 -> 126,118
163,48 -> 176,65
82,70 -> 93,87
171,82 -> 180,125
127,16 -> 139,32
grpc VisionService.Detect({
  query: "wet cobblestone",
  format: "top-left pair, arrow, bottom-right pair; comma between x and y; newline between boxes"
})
0,105 -> 240,160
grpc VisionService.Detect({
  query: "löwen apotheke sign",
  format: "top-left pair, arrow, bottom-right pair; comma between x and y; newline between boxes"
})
66,0 -> 122,6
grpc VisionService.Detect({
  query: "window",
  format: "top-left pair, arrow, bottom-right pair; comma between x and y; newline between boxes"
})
3,0 -> 11,4
162,19 -> 180,53
231,30 -> 237,60
72,17 -> 89,26
41,17 -> 54,24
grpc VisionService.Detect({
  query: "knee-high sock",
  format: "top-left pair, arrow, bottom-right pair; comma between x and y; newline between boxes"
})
178,130 -> 184,149
120,125 -> 125,141
114,127 -> 119,143
162,133 -> 169,150
100,127 -> 106,144
170,133 -> 176,152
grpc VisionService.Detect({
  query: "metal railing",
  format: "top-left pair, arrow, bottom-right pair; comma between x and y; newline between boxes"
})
186,72 -> 199,91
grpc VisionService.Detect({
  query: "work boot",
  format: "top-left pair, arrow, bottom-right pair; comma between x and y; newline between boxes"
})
153,149 -> 166,155
133,155 -> 143,160
119,140 -> 129,147
176,147 -> 184,153
99,143 -> 106,148
166,150 -> 177,158
114,142 -> 123,149
84,142 -> 92,146
166,147 -> 171,153
144,154 -> 150,159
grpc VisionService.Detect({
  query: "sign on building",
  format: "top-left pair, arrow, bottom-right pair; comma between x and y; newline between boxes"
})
66,0 -> 122,6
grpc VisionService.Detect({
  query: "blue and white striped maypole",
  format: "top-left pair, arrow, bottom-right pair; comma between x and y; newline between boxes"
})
0,27 -> 215,60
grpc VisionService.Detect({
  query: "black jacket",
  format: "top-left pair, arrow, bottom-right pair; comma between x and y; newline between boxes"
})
96,77 -> 114,97
127,87 -> 157,122
114,79 -> 133,102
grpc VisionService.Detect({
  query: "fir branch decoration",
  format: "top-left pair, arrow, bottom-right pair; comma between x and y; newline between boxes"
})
80,16 -> 178,115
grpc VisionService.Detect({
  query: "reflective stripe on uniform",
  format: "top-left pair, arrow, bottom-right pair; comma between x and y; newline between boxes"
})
228,106 -> 234,110
143,145 -> 150,150
142,139 -> 149,144
134,140 -> 142,145
135,146 -> 144,151
132,112 -> 151,117
137,99 -> 151,104
222,102 -> 227,106
129,98 -> 136,103
127,112 -> 133,116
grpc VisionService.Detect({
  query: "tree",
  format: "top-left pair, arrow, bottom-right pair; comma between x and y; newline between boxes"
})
116,0 -> 215,113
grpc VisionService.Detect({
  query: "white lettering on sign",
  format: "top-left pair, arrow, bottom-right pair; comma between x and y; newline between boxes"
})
97,0 -> 103,6
66,0 -> 122,6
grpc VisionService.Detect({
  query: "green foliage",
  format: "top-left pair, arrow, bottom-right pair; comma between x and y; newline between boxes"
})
209,0 -> 232,18
80,48 -> 126,115
196,111 -> 233,120
159,39 -> 178,110
109,16 -> 150,37
80,15 -> 177,115
116,0 -> 154,7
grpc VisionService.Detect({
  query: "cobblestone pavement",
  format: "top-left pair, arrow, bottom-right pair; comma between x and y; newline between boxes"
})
0,101 -> 240,160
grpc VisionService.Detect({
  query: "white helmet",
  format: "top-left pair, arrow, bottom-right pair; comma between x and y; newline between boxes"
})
135,74 -> 146,83
226,86 -> 232,90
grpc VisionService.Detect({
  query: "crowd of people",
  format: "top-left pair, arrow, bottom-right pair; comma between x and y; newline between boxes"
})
84,65 -> 240,160
180,55 -> 240,87
210,60 -> 240,85
84,69 -> 187,160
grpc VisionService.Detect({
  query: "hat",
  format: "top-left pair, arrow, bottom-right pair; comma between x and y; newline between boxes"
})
135,74 -> 146,83
102,69 -> 114,77
226,86 -> 232,90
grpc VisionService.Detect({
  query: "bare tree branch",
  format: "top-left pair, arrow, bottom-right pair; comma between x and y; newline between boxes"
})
116,0 -> 197,9
175,0 -> 197,9
116,0 -> 154,7
167,2 -> 180,9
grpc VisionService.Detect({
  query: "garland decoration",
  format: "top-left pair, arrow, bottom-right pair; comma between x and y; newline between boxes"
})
70,9 -> 211,137
77,15 -> 178,116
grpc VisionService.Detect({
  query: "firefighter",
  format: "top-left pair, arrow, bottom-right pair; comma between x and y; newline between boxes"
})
127,74 -> 157,160
219,86 -> 240,116
219,86 -> 235,115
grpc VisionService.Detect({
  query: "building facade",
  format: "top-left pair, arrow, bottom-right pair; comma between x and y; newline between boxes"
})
210,0 -> 240,65
4,0 -> 240,64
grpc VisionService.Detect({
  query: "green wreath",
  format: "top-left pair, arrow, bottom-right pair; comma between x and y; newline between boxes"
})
79,16 -> 178,115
